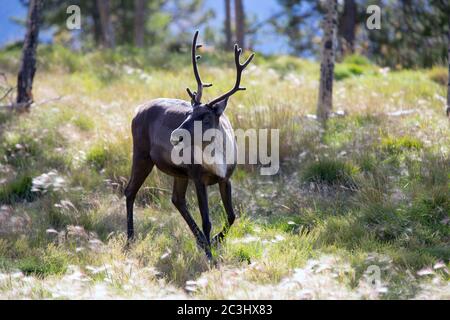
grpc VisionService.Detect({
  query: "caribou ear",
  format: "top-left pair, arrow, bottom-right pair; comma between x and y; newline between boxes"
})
211,98 -> 229,116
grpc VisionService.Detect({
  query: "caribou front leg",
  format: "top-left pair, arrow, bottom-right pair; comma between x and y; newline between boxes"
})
212,180 -> 235,246
172,177 -> 211,259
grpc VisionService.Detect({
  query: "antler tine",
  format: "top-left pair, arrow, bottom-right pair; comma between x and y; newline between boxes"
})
186,31 -> 212,105
207,44 -> 255,107
186,88 -> 195,100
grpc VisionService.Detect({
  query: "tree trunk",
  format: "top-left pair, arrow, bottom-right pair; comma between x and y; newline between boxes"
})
235,0 -> 245,48
97,0 -> 115,48
16,0 -> 43,109
92,1 -> 102,46
224,0 -> 232,49
316,0 -> 338,125
447,23 -> 450,117
340,0 -> 356,55
134,0 -> 147,48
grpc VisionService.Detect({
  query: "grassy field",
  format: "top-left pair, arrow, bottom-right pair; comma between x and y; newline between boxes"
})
0,46 -> 449,299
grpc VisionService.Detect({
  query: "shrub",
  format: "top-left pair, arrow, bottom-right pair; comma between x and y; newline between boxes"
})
38,45 -> 84,73
72,115 -> 95,131
355,153 -> 378,173
261,55 -> 317,76
359,203 -> 408,242
409,186 -> 449,229
18,245 -> 69,277
1,127 -> 66,170
2,132 -> 40,159
0,45 -> 21,72
302,158 -> 360,187
335,63 -> 366,80
381,135 -> 423,154
0,175 -> 33,203
334,65 -> 353,81
229,244 -> 262,264
342,54 -> 372,66
86,144 -> 108,170
0,110 -> 12,126
85,138 -> 131,178
428,66 -> 448,86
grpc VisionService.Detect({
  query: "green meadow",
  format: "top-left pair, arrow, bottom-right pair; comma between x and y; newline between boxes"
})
0,46 -> 448,299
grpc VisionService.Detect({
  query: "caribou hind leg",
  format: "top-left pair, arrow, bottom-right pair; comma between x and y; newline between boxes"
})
172,177 -> 212,259
212,180 -> 236,246
124,152 -> 153,242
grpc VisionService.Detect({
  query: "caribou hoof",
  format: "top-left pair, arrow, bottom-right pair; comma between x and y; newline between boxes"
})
211,235 -> 224,247
195,238 -> 212,259
205,249 -> 213,261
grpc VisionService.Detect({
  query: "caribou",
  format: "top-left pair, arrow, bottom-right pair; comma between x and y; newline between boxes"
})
124,31 -> 255,259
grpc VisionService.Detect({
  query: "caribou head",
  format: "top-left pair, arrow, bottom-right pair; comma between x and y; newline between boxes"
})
170,31 -> 254,148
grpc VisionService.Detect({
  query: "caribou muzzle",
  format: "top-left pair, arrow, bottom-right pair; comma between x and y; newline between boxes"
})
170,129 -> 185,146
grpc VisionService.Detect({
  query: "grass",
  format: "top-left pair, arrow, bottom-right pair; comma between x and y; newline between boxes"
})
381,135 -> 424,154
0,175 -> 33,203
302,158 -> 360,188
0,45 -> 448,299
335,54 -> 378,81
17,245 -> 69,277
428,66 -> 448,86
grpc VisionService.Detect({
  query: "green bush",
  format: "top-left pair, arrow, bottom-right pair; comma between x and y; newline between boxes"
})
2,132 -> 40,159
0,44 -> 21,72
0,110 -> 12,125
255,54 -> 318,77
85,139 -> 131,178
355,153 -> 378,173
34,44 -> 246,76
335,63 -> 366,80
409,186 -> 449,229
358,196 -> 449,249
428,66 -> 448,86
1,127 -> 66,171
72,115 -> 95,131
38,45 -> 84,73
18,245 -> 69,277
303,158 -> 360,187
0,175 -> 33,203
360,203 -> 408,242
342,54 -> 372,66
86,144 -> 108,170
234,247 -> 253,264
381,136 -> 423,154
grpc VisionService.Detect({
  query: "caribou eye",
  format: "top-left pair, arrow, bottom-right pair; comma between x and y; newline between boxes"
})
203,114 -> 212,125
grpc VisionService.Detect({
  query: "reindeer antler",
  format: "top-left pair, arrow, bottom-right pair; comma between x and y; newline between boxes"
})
207,44 -> 254,107
186,31 -> 212,106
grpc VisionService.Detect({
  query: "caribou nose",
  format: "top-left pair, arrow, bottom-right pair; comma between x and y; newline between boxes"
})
170,132 -> 184,146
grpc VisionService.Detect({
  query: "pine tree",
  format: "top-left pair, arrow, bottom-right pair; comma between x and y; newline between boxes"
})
447,24 -> 450,117
235,0 -> 245,48
16,0 -> 43,110
224,0 -> 232,49
97,0 -> 115,48
134,0 -> 147,48
316,0 -> 337,125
